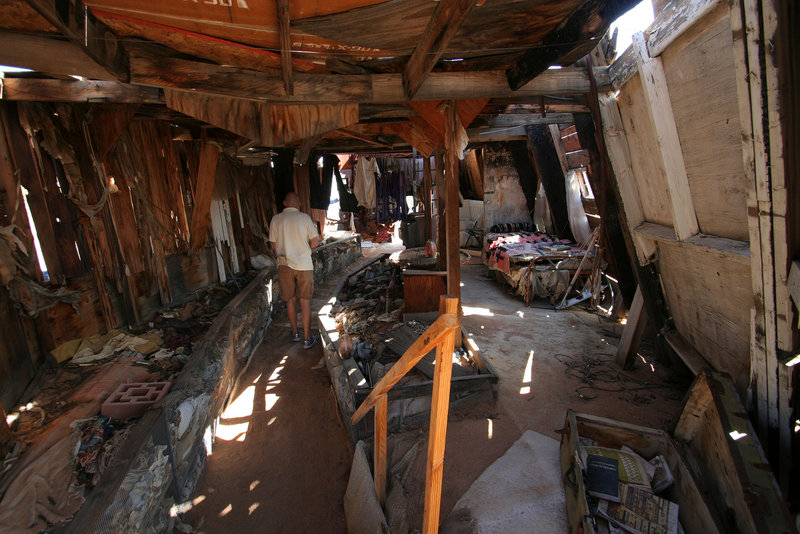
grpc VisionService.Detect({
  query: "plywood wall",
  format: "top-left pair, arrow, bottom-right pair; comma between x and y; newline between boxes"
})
660,4 -> 748,241
610,5 -> 753,379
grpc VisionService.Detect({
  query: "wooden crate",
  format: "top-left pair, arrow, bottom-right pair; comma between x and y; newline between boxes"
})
560,371 -> 796,534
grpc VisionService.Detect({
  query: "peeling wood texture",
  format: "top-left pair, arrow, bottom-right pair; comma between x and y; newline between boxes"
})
505,0 -> 639,90
188,144 -> 220,253
631,32 -> 698,241
402,0 -> 475,99
25,0 -> 129,80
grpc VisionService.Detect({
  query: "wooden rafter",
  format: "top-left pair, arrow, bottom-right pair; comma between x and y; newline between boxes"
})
0,78 -> 162,104
128,50 -> 609,103
276,0 -> 293,96
336,128 -> 393,148
505,0 -> 638,91
24,0 -> 129,81
402,0 -> 475,99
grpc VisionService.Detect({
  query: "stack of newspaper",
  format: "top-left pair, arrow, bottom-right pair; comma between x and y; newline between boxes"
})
580,443 -> 681,534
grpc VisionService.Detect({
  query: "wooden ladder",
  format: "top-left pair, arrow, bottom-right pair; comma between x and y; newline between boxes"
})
350,295 -> 460,534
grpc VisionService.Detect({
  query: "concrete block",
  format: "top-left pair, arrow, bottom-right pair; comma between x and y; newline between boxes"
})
101,381 -> 171,420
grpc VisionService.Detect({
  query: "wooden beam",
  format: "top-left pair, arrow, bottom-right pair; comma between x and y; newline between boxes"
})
129,51 -> 610,102
422,295 -> 458,534
0,30 -> 116,80
505,0 -> 639,90
596,93 -> 655,263
615,286 -> 648,369
435,149 -> 446,270
647,0 -> 723,57
1,78 -> 162,104
403,0 -> 475,99
189,144 -> 220,253
336,128 -> 393,148
25,0 -> 128,81
276,0 -> 293,96
635,222 -> 750,265
631,32 -> 698,241
662,330 -> 711,376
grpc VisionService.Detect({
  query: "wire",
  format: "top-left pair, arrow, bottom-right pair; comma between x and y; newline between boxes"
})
554,352 -> 674,401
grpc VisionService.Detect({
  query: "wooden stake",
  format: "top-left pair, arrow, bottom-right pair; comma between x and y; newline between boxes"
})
443,102 -> 462,345
422,295 -> 458,534
374,394 -> 387,505
615,286 -> 648,370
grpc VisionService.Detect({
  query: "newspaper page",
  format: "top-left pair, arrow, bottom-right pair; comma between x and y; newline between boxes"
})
596,484 -> 679,534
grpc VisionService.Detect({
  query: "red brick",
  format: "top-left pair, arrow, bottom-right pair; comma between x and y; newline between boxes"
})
101,381 -> 171,420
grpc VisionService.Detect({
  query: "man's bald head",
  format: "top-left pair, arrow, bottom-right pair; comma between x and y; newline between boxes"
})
284,192 -> 300,208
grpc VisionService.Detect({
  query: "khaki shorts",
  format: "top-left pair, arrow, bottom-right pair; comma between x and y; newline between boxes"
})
278,266 -> 314,301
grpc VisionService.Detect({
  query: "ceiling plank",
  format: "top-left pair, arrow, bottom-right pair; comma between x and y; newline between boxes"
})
402,0 -> 475,99
165,89 -> 273,145
276,0 -> 294,95
271,103 -> 360,145
129,51 -> 609,103
505,0 -> 639,90
25,0 -> 129,81
0,78 -> 163,103
337,129 -> 393,148
0,30 -> 116,80
456,98 -> 489,128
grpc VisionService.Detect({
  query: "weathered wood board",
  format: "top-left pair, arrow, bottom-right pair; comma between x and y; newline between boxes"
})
615,74 -> 673,228
660,4 -> 748,241
656,240 -> 750,385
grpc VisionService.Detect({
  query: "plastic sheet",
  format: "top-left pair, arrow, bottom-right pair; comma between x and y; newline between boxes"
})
566,170 -> 592,244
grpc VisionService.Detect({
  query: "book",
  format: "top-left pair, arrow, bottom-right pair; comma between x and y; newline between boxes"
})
583,446 -> 652,487
597,483 -> 679,534
586,453 -> 620,502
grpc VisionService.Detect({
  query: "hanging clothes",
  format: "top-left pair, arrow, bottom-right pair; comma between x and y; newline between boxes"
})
354,156 -> 379,209
308,152 -> 334,210
332,155 -> 359,213
271,148 -> 295,206
376,171 -> 409,224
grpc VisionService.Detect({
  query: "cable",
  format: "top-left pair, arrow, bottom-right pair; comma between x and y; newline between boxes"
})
554,352 -> 675,401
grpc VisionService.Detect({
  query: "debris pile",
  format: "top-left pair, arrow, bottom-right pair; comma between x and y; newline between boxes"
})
0,271 -> 256,533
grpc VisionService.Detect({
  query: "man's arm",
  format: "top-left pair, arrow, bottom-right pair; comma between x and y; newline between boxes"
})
310,237 -> 319,249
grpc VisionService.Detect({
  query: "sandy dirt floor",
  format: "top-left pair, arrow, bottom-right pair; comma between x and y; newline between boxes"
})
189,247 -> 692,533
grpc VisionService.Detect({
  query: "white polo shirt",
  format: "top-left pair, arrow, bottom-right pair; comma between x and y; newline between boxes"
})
269,207 -> 318,271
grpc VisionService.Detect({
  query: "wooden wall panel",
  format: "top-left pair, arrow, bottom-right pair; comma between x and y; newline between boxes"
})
616,74 -> 673,227
661,5 -> 748,241
657,240 -> 750,385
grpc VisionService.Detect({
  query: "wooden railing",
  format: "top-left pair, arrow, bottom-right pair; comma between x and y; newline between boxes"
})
350,295 -> 459,534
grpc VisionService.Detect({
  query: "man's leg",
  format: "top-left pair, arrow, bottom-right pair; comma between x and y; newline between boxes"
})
300,297 -> 311,340
287,297 -> 298,335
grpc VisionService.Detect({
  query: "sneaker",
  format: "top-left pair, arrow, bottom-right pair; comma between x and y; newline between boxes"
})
291,332 -> 301,342
303,335 -> 320,349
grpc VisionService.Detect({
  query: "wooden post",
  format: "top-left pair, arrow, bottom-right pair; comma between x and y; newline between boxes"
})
435,149 -> 446,269
422,295 -> 458,534
423,155 -> 433,241
443,102 -> 461,306
189,143 -> 220,253
374,394 -> 387,505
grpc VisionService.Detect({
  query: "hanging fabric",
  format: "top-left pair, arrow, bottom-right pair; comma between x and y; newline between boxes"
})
271,148 -> 295,206
353,156 -> 379,209
376,171 -> 409,224
330,154 -> 358,213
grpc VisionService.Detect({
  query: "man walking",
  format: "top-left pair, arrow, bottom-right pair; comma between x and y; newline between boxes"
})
269,192 -> 320,349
